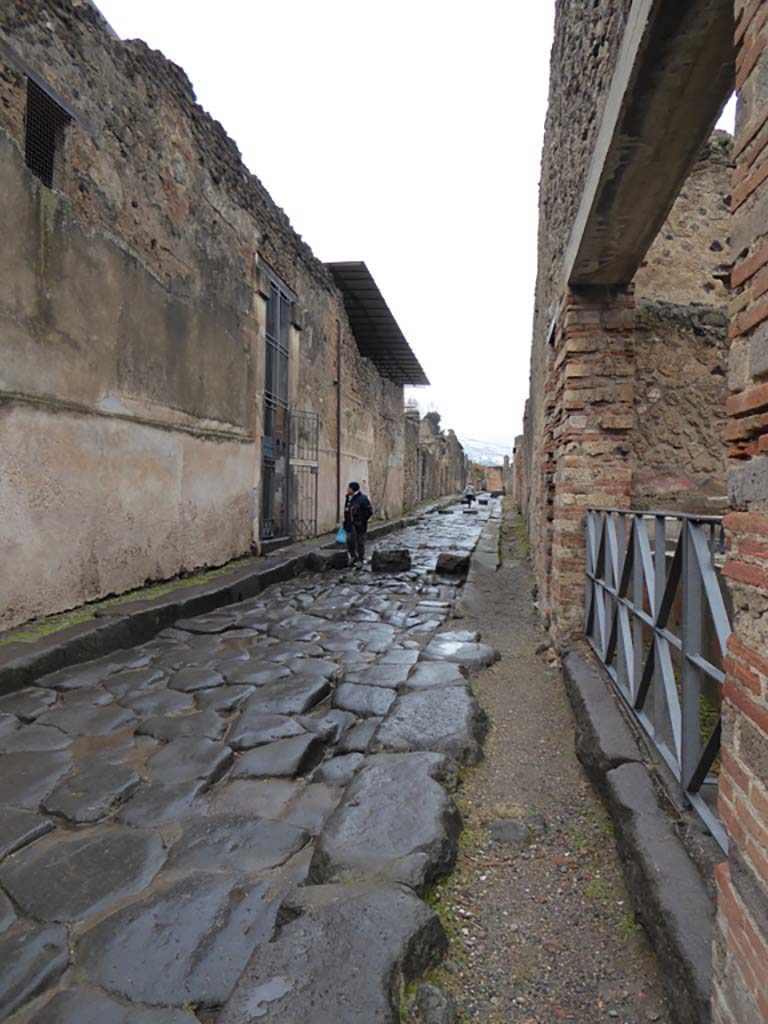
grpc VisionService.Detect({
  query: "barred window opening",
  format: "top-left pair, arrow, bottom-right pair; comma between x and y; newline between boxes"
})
24,78 -> 71,189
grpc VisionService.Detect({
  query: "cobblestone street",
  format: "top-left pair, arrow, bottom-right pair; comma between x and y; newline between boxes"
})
0,502 -> 499,1023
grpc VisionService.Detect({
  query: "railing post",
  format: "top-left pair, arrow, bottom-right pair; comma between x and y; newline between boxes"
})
632,517 -> 643,702
653,515 -> 666,741
681,519 -> 703,796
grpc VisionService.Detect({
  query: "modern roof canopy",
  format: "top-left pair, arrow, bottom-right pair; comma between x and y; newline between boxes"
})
326,261 -> 429,387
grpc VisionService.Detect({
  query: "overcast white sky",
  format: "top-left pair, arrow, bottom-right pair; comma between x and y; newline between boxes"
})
94,2 -> 736,453
95,0 -> 555,451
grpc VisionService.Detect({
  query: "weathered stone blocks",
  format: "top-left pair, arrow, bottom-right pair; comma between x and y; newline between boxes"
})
218,883 -> 446,1024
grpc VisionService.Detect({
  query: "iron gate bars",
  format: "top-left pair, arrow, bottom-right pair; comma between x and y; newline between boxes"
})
585,509 -> 730,852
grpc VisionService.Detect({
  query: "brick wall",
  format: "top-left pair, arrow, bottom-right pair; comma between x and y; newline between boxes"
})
545,287 -> 635,639
713,3 -> 768,1020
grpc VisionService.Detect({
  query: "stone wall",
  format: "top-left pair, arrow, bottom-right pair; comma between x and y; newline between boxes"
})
631,301 -> 729,511
0,0 -> 422,630
713,5 -> 768,1020
403,407 -> 421,511
417,414 -> 467,502
526,0 -> 634,619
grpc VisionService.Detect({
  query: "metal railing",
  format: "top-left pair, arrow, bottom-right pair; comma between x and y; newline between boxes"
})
585,509 -> 731,851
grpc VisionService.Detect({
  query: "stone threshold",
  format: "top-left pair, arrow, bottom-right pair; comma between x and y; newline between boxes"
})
561,646 -> 717,1024
0,500 -> 454,696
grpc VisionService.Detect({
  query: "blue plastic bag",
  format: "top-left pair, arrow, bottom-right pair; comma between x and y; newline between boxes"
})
336,526 -> 347,545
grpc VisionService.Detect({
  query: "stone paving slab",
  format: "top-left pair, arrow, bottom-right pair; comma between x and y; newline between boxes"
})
0,922 -> 69,1019
0,500 -> 499,1020
77,874 -> 280,1008
309,752 -> 462,892
0,827 -> 165,923
370,686 -> 488,765
26,989 -> 200,1024
218,883 -> 445,1024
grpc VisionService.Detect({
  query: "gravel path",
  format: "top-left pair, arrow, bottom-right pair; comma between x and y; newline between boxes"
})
403,502 -> 671,1024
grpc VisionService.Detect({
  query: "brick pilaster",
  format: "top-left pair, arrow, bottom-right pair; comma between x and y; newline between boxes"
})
714,3 -> 768,1021
547,285 -> 635,642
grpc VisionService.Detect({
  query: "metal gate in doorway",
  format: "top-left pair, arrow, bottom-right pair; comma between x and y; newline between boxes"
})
289,410 -> 320,539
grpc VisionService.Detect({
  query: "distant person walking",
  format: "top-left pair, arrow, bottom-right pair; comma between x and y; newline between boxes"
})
464,482 -> 476,507
343,481 -> 373,566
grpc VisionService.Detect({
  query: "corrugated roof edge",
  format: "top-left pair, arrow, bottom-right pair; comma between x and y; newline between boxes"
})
326,261 -> 429,387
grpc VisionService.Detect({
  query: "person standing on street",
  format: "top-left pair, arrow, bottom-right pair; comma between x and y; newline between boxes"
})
463,482 -> 476,507
344,481 -> 373,566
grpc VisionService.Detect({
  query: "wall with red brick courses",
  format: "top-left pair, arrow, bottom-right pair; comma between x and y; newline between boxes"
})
542,286 -> 635,640
713,4 -> 768,1021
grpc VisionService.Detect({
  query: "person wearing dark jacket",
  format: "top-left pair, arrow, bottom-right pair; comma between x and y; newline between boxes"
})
343,481 -> 373,566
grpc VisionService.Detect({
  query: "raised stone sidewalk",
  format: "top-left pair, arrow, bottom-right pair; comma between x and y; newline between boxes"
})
0,501 -> 499,1023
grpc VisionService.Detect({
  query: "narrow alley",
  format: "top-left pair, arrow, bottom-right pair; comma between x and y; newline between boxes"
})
0,499 -> 675,1023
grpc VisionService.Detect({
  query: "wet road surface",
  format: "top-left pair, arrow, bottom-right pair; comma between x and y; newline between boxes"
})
0,501 -> 498,1023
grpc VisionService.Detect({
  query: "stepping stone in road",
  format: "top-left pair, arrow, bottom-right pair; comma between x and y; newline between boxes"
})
117,779 -> 206,827
0,922 -> 69,1019
168,814 -> 309,872
218,882 -> 444,1024
0,806 -> 54,861
42,757 -> 141,823
332,683 -> 395,718
371,548 -> 412,573
370,687 -> 487,765
435,553 -> 470,575
137,708 -> 226,741
0,750 -> 72,808
77,874 -> 280,1008
232,734 -> 325,779
309,752 -> 461,892
0,826 -> 165,923
406,663 -> 468,689
27,989 -> 200,1024
147,737 -> 233,784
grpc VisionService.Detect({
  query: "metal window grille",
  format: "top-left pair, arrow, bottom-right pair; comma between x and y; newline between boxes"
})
290,409 -> 319,462
585,508 -> 731,851
24,78 -> 70,190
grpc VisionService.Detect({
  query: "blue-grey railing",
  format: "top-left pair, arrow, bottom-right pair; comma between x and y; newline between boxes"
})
585,508 -> 730,851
